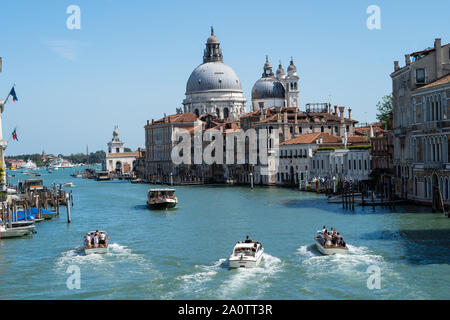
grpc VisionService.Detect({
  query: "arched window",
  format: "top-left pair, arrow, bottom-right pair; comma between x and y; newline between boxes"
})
223,107 -> 229,119
194,109 -> 200,117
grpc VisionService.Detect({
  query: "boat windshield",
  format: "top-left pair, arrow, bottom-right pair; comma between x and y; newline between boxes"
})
234,246 -> 258,256
149,191 -> 175,198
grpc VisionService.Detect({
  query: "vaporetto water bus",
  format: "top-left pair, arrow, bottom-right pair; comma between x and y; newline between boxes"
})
147,189 -> 178,209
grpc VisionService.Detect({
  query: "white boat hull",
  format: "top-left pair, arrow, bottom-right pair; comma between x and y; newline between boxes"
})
0,225 -> 34,238
229,249 -> 264,269
84,247 -> 108,255
315,240 -> 349,255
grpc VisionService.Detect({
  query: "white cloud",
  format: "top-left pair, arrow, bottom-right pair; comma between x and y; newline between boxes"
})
45,40 -> 87,61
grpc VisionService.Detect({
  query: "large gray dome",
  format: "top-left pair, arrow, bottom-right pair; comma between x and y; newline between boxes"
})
251,78 -> 285,100
186,62 -> 243,94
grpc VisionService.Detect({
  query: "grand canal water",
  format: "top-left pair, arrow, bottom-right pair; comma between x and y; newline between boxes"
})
0,168 -> 449,299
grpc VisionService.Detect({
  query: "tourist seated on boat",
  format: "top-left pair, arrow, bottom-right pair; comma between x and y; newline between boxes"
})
336,233 -> 346,247
244,235 -> 252,243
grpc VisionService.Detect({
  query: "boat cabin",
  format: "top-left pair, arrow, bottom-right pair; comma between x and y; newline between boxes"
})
23,179 -> 44,192
148,189 -> 176,199
96,171 -> 111,180
232,242 -> 262,257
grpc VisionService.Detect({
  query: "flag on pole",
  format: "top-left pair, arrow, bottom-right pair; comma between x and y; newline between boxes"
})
9,86 -> 18,102
12,128 -> 18,141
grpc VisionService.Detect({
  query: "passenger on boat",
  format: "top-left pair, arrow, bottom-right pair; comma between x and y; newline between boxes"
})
99,232 -> 107,247
85,234 -> 92,248
336,233 -> 346,247
245,235 -> 253,243
93,232 -> 99,248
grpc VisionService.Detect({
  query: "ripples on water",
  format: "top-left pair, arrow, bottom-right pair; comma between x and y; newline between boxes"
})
170,253 -> 283,299
1,170 -> 449,299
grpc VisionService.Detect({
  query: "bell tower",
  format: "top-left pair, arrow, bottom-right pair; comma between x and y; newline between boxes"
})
283,57 -> 299,107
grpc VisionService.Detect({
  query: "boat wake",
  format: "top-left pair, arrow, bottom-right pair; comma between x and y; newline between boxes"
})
217,253 -> 283,299
176,258 -> 227,294
55,243 -> 149,271
295,243 -> 389,282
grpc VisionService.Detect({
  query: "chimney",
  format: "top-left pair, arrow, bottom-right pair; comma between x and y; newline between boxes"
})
339,106 -> 345,122
334,105 -> 338,115
435,38 -> 443,78
394,61 -> 399,71
152,119 -> 154,124
147,120 -> 150,125
348,108 -> 352,120
405,54 -> 411,66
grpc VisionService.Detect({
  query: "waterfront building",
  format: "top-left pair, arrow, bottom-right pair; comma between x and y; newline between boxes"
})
144,112 -> 202,183
278,132 -> 341,186
309,146 -> 372,184
105,128 -> 138,174
370,122 -> 394,190
142,27 -> 364,187
391,38 -> 450,203
6,158 -> 24,169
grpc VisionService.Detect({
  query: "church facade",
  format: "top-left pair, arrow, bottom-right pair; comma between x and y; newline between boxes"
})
142,28 -> 361,185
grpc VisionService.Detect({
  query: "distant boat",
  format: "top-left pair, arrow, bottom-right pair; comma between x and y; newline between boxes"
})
95,171 -> 111,181
20,160 -> 38,170
147,188 -> 178,209
84,231 -> 109,255
63,182 -> 73,187
314,233 -> 349,255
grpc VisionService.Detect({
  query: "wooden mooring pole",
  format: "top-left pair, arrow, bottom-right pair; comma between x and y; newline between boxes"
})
65,193 -> 71,223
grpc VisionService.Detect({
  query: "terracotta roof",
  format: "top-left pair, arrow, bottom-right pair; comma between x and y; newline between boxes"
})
415,74 -> 450,91
279,132 -> 342,146
150,112 -> 198,125
347,136 -> 369,144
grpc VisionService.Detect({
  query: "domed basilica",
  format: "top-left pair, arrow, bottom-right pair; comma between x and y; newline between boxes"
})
182,27 -> 299,120
183,27 -> 247,121
251,56 -> 299,111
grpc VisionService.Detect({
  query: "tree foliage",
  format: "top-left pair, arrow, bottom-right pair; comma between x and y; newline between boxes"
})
376,94 -> 393,130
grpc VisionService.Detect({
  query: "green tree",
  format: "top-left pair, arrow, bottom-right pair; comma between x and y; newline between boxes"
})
376,94 -> 393,130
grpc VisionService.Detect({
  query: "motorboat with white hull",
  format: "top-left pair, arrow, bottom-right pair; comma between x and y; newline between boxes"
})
314,236 -> 349,255
147,189 -> 178,210
84,230 -> 109,255
229,240 -> 264,269
0,224 -> 35,238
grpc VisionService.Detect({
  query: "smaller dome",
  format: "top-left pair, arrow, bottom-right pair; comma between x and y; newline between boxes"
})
207,26 -> 219,44
207,35 -> 219,44
276,63 -> 285,79
252,78 -> 285,100
287,58 -> 297,75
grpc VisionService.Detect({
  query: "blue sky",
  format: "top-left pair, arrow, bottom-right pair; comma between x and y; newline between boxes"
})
0,0 -> 449,155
